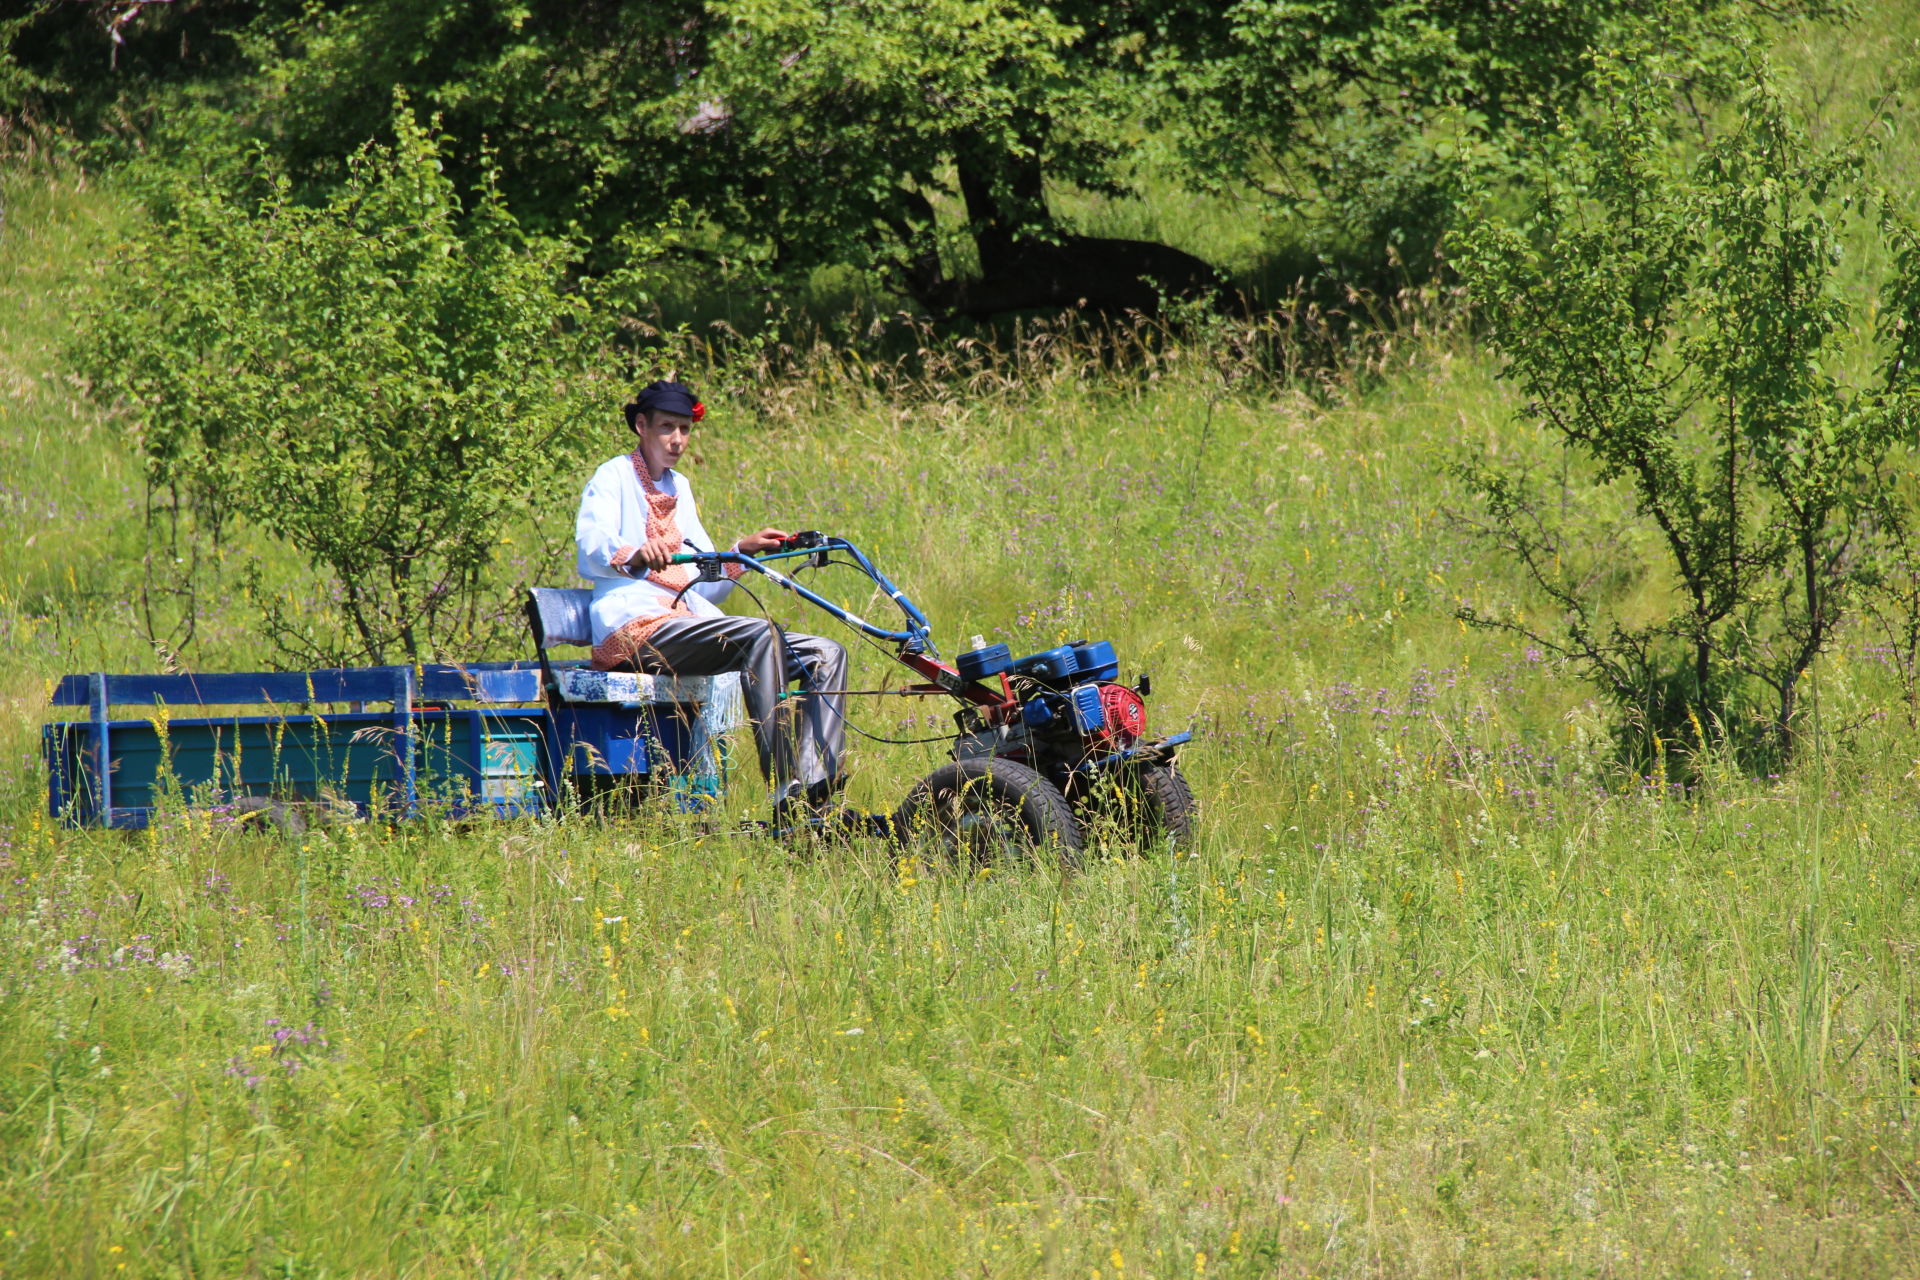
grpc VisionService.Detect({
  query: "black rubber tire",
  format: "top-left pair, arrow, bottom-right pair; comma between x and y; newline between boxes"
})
228,795 -> 358,833
895,757 -> 1084,869
1075,761 -> 1199,852
229,796 -> 306,833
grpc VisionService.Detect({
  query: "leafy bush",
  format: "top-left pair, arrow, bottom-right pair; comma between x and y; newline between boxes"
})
70,99 -> 612,665
1451,61 -> 1920,765
11,0 -> 1829,316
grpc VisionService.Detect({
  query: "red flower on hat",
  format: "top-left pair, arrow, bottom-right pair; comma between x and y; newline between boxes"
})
692,401 -> 706,422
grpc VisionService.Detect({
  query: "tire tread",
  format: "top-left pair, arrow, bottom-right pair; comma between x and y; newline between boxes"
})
896,756 -> 1084,865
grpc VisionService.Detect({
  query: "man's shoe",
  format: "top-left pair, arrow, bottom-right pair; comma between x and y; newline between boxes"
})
771,781 -> 820,843
804,778 -> 848,818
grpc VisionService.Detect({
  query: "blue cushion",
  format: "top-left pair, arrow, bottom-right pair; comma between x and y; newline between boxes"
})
550,667 -> 744,718
527,587 -> 595,649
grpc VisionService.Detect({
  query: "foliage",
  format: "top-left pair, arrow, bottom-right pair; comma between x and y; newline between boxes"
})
236,0 -> 1156,311
8,0 -> 1831,315
5,762 -> 1919,1276
1167,0 -> 1730,267
0,0 -> 274,125
14,47 -> 1920,1259
1450,60 -> 1920,763
69,100 -> 611,666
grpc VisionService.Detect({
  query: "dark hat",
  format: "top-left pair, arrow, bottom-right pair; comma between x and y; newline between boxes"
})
624,380 -> 705,429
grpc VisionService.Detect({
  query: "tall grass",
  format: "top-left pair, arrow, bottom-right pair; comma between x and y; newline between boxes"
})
8,10 -> 1920,1271
5,708 -> 1919,1276
8,226 -> 1920,1277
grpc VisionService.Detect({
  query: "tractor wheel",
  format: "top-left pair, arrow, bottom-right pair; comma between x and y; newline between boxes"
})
1075,762 -> 1199,852
896,758 -> 1083,869
227,795 -> 359,833
228,796 -> 307,833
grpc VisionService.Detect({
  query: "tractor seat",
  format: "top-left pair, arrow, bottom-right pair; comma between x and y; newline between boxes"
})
524,587 -> 735,706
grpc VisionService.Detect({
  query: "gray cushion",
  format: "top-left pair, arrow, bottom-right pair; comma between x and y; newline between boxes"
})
526,587 -> 747,726
526,587 -> 595,649
552,667 -> 722,706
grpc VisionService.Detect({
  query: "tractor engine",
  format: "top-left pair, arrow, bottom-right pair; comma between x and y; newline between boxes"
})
953,639 -> 1149,770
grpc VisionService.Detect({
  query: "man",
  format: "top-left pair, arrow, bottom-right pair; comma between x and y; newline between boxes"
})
575,380 -> 848,814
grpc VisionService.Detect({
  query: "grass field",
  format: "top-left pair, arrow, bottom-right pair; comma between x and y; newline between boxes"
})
8,17 -> 1920,1273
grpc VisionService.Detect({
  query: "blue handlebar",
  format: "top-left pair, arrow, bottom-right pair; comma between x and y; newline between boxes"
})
668,538 -> 936,654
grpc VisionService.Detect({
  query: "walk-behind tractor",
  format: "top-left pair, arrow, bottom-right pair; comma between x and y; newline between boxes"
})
669,531 -> 1196,863
43,534 -> 1192,867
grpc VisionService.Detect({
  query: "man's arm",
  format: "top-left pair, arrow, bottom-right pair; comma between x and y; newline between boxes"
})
575,468 -> 641,580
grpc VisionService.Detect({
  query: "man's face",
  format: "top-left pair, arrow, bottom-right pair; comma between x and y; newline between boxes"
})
635,410 -> 693,474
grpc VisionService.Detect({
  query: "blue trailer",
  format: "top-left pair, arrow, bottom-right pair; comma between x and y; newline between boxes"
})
42,658 -> 733,829
43,549 -> 1196,859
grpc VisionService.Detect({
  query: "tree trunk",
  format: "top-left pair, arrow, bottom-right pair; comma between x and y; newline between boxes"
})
954,142 -> 1045,284
927,140 -> 1222,319
1776,675 -> 1797,766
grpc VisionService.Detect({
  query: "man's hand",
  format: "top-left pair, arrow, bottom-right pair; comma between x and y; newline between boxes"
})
734,528 -> 793,555
636,534 -> 680,571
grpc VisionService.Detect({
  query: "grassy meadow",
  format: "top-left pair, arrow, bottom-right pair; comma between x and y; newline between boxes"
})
9,27 -> 1920,1276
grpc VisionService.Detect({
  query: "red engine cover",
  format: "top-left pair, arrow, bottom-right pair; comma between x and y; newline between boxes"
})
1098,683 -> 1147,746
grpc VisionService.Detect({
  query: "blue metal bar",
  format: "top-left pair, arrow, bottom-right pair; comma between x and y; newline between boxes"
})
417,662 -> 544,704
467,704 -> 485,811
823,539 -> 934,640
89,673 -> 112,825
391,666 -> 418,817
670,538 -> 937,653
51,669 -> 419,709
47,663 -> 546,711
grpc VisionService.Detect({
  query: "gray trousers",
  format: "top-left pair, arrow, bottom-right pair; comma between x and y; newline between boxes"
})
618,616 -> 847,794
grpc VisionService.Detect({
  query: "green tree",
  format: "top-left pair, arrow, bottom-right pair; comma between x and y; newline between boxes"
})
2,0 -> 274,125
71,100 -> 608,666
14,0 -> 1823,317
1450,61 -> 1920,764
